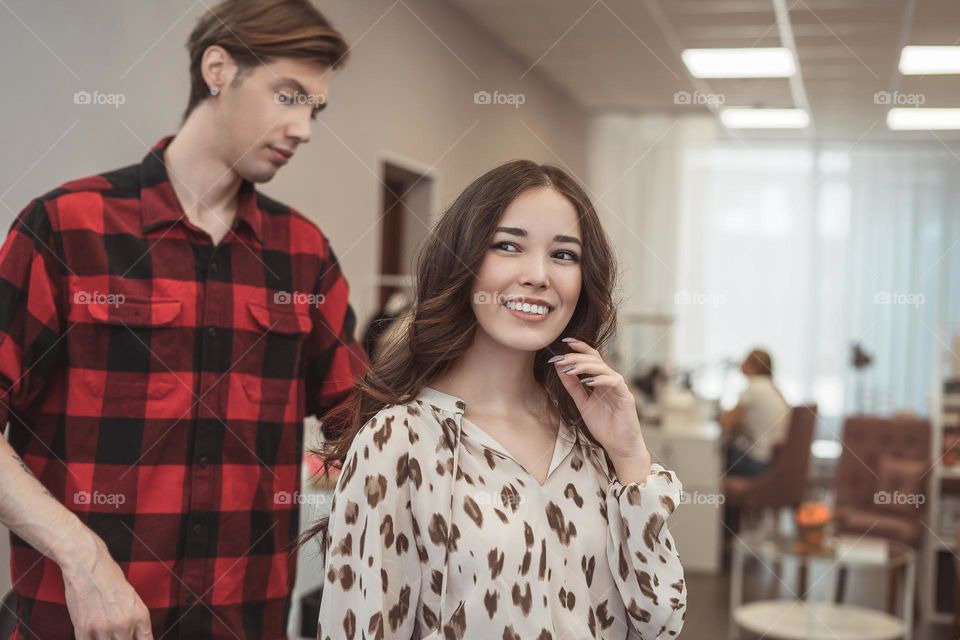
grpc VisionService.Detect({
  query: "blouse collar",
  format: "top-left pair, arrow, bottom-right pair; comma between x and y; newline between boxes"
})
417,386 -> 466,415
417,385 -> 580,459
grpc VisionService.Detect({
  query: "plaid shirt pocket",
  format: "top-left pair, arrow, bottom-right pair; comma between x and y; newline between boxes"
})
81,295 -> 183,400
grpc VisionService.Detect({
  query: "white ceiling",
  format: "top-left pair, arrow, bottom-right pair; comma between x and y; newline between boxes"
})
449,0 -> 960,140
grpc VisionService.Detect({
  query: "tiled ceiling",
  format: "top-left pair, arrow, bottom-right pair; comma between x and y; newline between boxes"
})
449,0 -> 960,140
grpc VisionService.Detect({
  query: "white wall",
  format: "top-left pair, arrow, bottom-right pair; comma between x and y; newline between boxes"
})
0,0 -> 589,628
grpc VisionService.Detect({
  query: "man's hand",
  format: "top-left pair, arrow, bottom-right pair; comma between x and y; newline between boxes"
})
61,534 -> 154,640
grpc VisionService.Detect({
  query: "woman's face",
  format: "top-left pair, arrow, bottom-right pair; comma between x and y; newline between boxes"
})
470,186 -> 583,352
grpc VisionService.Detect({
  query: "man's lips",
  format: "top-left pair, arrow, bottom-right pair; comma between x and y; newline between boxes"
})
268,146 -> 293,163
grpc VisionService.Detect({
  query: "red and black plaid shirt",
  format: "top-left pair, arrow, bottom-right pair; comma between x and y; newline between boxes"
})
0,135 -> 369,639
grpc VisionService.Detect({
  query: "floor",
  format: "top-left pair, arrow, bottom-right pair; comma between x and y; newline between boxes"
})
685,546 -> 955,639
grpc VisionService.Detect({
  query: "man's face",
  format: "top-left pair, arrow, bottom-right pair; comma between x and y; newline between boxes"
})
214,57 -> 332,183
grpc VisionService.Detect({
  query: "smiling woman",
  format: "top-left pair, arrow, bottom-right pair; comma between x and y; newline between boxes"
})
307,161 -> 687,639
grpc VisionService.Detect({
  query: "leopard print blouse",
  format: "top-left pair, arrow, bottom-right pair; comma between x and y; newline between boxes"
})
318,386 -> 687,639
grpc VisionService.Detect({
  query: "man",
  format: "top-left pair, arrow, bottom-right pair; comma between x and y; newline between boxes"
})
0,1 -> 368,637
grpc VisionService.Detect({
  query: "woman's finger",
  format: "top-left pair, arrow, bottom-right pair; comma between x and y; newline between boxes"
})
554,360 -> 612,378
582,373 -> 633,401
547,352 -> 601,367
562,337 -> 601,357
555,359 -> 590,407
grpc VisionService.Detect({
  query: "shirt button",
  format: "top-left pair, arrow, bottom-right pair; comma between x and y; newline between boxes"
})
209,261 -> 219,274
198,455 -> 209,467
192,524 -> 202,535
186,593 -> 196,604
207,326 -> 217,337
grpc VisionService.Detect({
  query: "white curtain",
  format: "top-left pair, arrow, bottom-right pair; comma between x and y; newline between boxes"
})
589,114 -> 960,433
672,139 -> 960,431
587,113 -> 717,378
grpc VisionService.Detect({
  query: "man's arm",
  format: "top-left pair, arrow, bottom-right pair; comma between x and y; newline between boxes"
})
0,200 -> 152,640
304,234 -> 370,437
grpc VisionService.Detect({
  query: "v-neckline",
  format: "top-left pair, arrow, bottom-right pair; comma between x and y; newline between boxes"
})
459,414 -> 576,488
419,385 -> 579,488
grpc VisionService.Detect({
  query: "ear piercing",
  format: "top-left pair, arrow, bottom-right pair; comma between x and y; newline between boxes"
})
209,86 -> 220,96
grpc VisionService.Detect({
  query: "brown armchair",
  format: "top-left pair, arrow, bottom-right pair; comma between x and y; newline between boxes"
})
724,404 -> 818,531
832,415 -> 931,547
831,415 -> 930,612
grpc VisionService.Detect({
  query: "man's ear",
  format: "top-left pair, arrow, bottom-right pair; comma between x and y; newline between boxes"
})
201,45 -> 236,92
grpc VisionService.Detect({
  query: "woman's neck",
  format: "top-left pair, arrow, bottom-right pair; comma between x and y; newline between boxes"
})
429,329 -> 549,418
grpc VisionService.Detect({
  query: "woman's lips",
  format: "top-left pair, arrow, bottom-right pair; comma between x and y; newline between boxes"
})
502,301 -> 552,323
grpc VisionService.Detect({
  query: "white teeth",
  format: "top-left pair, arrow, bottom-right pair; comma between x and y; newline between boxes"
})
505,301 -> 549,315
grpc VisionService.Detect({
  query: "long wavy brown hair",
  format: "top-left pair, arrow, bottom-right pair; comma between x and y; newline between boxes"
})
299,159 -> 619,551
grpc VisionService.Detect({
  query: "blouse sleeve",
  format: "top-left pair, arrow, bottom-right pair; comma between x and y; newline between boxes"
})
605,462 -> 687,639
317,408 -> 421,640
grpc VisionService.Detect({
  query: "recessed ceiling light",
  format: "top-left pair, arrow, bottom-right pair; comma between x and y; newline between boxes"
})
720,108 -> 810,129
887,108 -> 960,130
681,48 -> 796,78
899,46 -> 960,75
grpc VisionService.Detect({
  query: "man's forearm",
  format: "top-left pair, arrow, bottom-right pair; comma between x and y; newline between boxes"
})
0,433 -> 98,573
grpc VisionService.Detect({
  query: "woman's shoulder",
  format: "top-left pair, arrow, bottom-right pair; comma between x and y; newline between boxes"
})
350,396 -> 445,454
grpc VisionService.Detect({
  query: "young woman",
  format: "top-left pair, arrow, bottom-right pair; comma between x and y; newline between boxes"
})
720,348 -> 791,477
312,161 -> 687,639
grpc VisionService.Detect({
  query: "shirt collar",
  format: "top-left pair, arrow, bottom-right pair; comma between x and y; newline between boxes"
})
140,135 -> 265,247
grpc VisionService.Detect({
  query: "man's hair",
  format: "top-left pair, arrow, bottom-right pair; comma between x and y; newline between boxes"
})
183,0 -> 348,121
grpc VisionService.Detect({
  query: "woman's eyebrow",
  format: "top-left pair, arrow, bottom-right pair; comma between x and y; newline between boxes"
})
495,227 -> 582,247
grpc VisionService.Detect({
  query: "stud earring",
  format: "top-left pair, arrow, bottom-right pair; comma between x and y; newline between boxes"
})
209,86 -> 220,96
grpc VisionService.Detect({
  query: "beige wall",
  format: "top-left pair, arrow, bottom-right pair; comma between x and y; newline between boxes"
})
0,0 -> 589,622
0,0 -> 588,326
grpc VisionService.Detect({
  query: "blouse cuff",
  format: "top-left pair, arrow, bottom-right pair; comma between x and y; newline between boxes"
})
607,463 -> 682,542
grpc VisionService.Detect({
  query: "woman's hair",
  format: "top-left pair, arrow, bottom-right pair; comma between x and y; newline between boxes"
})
183,0 -> 348,121
299,160 -> 619,551
744,348 -> 774,376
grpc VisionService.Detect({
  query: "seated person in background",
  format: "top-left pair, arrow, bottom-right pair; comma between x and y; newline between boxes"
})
720,348 -> 791,477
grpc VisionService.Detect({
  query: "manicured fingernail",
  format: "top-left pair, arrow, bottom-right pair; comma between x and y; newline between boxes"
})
561,337 -> 576,343
547,355 -> 564,363
560,364 -> 576,373
582,377 -> 596,384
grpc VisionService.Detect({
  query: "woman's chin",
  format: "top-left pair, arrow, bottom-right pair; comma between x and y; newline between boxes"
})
486,327 -> 558,353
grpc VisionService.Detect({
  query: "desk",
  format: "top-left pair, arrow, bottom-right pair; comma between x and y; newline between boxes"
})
642,419 -> 724,574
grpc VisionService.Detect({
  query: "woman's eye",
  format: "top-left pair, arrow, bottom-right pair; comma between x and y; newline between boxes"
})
277,91 -> 294,105
492,241 -> 519,252
555,250 -> 580,262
